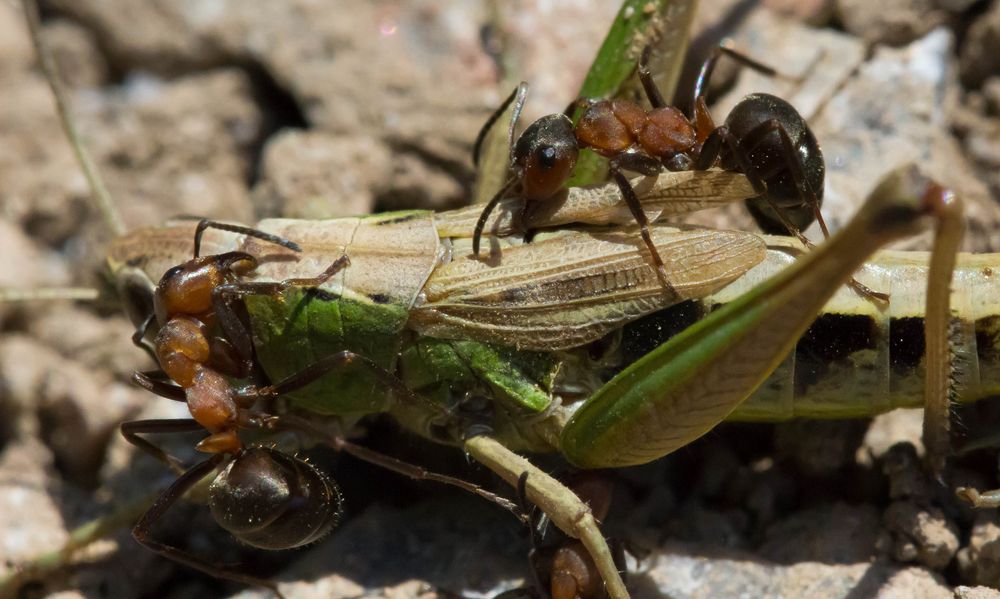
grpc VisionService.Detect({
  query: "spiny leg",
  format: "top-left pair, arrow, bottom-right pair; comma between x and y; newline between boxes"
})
463,435 -> 627,599
131,455 -> 287,598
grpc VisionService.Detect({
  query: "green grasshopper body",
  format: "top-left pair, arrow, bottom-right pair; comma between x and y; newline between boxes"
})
109,172 -> 768,457
100,166 -> 966,599
105,170 -> 990,464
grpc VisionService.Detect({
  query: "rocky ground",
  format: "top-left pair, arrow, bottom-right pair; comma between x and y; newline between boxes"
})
2,0 -> 1000,598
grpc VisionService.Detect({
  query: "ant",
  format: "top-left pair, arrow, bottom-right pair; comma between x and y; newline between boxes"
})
123,220 -> 522,596
473,43 -> 885,302
122,220 -> 350,594
500,471 -> 625,599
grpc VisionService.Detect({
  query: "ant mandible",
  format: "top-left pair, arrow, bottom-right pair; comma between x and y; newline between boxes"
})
472,42 -> 886,302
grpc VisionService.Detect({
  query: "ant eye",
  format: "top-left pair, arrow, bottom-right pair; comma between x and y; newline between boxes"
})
538,146 -> 558,169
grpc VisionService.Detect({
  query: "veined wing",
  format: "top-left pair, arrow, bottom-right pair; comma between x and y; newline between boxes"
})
410,224 -> 765,351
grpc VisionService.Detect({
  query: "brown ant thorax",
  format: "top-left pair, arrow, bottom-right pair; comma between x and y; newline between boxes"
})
576,98 -> 697,167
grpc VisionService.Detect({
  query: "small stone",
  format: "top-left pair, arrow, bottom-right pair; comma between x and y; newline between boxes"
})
882,501 -> 960,570
0,335 -> 146,488
861,409 -> 925,465
963,511 -> 1000,587
955,586 -> 1000,599
960,1 -> 1000,88
251,130 -> 390,219
836,0 -> 944,46
0,439 -> 66,566
760,503 -> 880,564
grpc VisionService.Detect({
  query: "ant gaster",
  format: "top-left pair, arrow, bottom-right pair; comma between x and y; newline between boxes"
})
473,43 -> 886,301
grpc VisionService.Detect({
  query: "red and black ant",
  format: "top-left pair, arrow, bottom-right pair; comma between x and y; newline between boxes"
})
498,471 -> 624,599
472,43 -> 885,301
123,220 -> 521,596
122,220 -> 351,594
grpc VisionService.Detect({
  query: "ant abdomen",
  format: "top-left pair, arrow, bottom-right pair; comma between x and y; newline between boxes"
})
209,448 -> 344,550
720,93 -> 824,234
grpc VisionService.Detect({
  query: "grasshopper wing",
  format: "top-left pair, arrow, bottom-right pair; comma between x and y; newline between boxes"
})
410,225 -> 766,351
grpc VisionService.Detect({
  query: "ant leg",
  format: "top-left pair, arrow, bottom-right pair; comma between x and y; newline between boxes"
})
516,472 -> 553,599
249,349 -> 442,418
131,312 -> 160,364
606,164 -> 677,297
132,454 -> 286,598
638,45 -> 667,109
133,371 -> 186,401
211,255 -> 352,364
735,119 -> 830,237
273,413 -> 523,518
473,83 -> 529,167
701,125 -> 888,303
192,219 -> 302,259
121,418 -> 203,474
473,174 -> 520,257
692,41 -> 789,114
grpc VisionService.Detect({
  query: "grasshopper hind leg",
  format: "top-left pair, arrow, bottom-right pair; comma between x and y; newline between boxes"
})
463,435 -> 628,599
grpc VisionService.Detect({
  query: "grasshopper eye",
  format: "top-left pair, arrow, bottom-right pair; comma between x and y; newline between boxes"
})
115,267 -> 156,330
209,447 -> 344,550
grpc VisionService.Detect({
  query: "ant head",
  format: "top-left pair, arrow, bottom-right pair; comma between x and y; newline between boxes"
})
512,114 -> 579,201
152,253 -> 256,324
209,447 -> 344,550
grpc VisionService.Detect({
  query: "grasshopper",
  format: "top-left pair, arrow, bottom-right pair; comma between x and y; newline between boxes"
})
1,1 -> 991,598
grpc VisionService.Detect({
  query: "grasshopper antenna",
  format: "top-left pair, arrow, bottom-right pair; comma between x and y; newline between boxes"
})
23,0 -> 125,237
